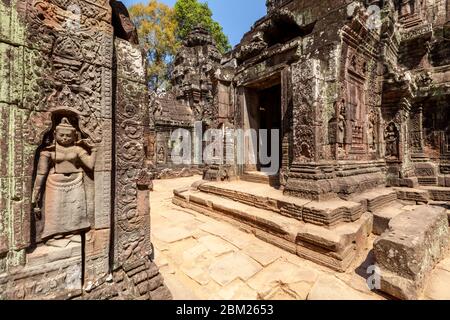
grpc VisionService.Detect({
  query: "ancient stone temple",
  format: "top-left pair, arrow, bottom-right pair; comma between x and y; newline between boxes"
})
0,0 -> 170,300
148,26 -> 225,179
173,0 -> 450,300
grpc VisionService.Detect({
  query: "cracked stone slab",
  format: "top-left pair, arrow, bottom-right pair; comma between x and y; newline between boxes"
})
211,280 -> 258,300
247,260 -> 318,295
209,252 -> 263,286
424,268 -> 450,300
182,243 -> 209,262
198,235 -> 237,256
181,265 -> 211,286
242,242 -> 282,267
259,282 -> 313,300
436,258 -> 450,273
200,221 -> 252,249
153,226 -> 193,243
307,275 -> 380,300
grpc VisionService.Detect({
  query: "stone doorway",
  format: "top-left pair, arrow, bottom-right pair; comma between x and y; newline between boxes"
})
242,78 -> 282,186
258,84 -> 282,172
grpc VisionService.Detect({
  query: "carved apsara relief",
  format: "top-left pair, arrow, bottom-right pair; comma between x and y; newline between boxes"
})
32,117 -> 96,240
385,122 -> 400,160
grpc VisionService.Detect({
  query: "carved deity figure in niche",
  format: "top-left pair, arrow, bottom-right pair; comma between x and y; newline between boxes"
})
157,146 -> 166,164
385,123 -> 399,160
299,143 -> 312,163
32,118 -> 97,240
445,125 -> 450,153
336,99 -> 346,144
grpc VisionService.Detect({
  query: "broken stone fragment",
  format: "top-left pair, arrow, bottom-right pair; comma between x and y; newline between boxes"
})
374,206 -> 450,300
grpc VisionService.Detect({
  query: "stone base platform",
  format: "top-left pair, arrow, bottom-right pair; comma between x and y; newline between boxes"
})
374,187 -> 450,233
240,171 -> 280,186
284,162 -> 386,201
173,181 -> 373,272
195,181 -> 366,227
0,234 -> 171,300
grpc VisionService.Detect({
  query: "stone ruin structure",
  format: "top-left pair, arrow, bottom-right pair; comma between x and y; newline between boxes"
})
148,26 -> 227,179
0,0 -> 170,300
173,0 -> 450,300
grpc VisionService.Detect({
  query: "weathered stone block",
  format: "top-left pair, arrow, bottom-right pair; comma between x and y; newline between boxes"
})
0,0 -> 26,45
0,43 -> 23,104
115,39 -> 146,84
425,187 -> 450,202
394,187 -> 430,203
150,285 -> 172,300
372,206 -> 405,236
84,229 -> 110,282
438,175 -> 450,187
27,242 -> 82,267
0,177 -> 9,256
374,206 -> 450,300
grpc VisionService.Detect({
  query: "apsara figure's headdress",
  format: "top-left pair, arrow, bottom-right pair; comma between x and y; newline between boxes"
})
56,118 -> 76,132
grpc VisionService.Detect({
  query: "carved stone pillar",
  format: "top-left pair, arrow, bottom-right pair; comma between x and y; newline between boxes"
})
280,66 -> 293,188
408,105 -> 439,186
0,0 -> 171,300
385,98 -> 421,187
284,59 -> 337,200
410,105 -> 426,158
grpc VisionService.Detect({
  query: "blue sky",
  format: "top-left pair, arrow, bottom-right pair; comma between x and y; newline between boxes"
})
121,0 -> 267,47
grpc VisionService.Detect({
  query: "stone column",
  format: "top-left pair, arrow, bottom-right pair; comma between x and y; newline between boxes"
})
284,59 -> 336,200
280,66 -> 292,187
112,36 -> 171,301
410,105 -> 426,158
385,98 -> 422,187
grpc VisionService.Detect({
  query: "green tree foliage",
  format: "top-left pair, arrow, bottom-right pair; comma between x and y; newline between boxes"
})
129,0 -> 231,89
174,0 -> 231,54
129,0 -> 178,90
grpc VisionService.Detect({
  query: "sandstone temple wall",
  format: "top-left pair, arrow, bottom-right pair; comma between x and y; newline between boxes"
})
0,0 -> 170,300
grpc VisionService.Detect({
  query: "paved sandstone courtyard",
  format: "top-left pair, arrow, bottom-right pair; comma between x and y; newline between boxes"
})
150,177 -> 450,300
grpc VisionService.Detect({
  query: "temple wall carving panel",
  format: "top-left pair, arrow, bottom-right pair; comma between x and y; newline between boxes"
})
0,0 -> 170,300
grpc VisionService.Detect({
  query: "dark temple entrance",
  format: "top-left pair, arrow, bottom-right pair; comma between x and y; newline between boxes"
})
242,77 -> 282,187
258,84 -> 282,173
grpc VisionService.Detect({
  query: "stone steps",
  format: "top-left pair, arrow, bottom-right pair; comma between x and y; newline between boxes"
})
420,186 -> 450,202
196,181 -> 365,228
348,188 -> 413,236
394,187 -> 430,203
392,186 -> 450,203
173,188 -> 372,272
172,180 -> 450,273
349,188 -> 398,213
371,202 -> 411,236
